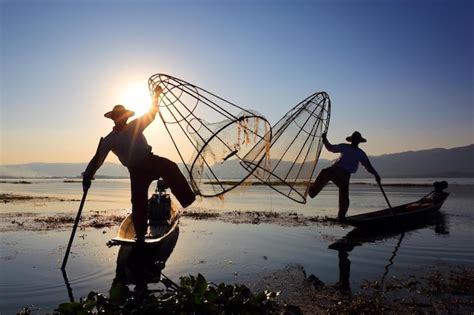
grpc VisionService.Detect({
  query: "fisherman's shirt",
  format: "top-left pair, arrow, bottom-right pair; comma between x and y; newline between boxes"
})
84,111 -> 156,178
324,143 -> 371,174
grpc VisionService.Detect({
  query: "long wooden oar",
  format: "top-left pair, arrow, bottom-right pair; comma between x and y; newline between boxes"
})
61,188 -> 88,270
61,137 -> 103,270
378,182 -> 392,209
378,181 -> 398,221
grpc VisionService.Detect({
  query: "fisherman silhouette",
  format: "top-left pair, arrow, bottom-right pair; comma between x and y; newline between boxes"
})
308,131 -> 380,220
82,85 -> 195,242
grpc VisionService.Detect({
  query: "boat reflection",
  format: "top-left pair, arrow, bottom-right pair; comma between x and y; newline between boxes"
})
60,223 -> 180,305
111,224 -> 180,298
328,212 -> 449,292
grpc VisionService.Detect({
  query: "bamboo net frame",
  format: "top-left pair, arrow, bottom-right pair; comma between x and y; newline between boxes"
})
241,92 -> 331,204
148,73 -> 271,198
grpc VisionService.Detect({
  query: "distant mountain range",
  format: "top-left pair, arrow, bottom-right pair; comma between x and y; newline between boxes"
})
1,144 -> 473,178
362,144 -> 474,178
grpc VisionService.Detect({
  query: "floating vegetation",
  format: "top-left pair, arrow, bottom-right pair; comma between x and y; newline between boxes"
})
183,209 -> 334,227
203,180 -> 311,186
204,180 -> 435,187
1,208 -> 336,232
1,193 -> 48,203
182,211 -> 220,220
88,220 -> 111,228
54,273 -> 299,315
0,180 -> 32,184
0,212 -> 126,232
351,182 -> 434,187
87,213 -> 126,228
0,193 -> 78,203
328,266 -> 474,314
34,216 -> 74,225
17,264 -> 474,314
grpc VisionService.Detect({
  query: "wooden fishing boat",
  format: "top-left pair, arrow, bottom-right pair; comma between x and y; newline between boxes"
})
329,211 -> 448,252
107,179 -> 180,247
340,181 -> 449,229
107,211 -> 179,246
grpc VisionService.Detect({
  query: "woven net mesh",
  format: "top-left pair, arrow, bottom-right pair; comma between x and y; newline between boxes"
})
241,92 -> 331,203
148,73 -> 271,198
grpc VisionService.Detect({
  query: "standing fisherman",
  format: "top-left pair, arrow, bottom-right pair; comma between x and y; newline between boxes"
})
82,86 -> 195,242
308,131 -> 380,220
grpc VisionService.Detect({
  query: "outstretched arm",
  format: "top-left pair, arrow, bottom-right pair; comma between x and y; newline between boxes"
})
82,137 -> 109,191
134,85 -> 163,131
361,155 -> 381,183
322,132 -> 340,153
148,84 -> 163,118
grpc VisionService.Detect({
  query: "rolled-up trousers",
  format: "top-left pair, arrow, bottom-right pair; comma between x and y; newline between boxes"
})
128,154 -> 195,240
309,165 -> 351,219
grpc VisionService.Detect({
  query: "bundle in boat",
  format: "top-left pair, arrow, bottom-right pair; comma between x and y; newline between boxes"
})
148,73 -> 271,198
241,92 -> 330,204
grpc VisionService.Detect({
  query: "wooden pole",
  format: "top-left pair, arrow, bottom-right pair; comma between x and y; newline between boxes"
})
61,137 -> 102,270
378,182 -> 392,209
61,189 -> 88,270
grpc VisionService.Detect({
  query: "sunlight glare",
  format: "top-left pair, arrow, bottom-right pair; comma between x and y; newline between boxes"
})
118,84 -> 152,116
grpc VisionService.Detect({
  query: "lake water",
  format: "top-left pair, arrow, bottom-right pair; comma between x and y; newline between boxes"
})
1,178 -> 473,314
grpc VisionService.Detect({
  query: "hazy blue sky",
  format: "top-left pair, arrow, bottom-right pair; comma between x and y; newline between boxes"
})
1,0 -> 472,164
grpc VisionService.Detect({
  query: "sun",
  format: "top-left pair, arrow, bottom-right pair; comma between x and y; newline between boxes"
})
119,84 -> 153,116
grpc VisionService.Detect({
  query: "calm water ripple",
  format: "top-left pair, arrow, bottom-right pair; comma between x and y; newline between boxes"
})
1,178 -> 473,313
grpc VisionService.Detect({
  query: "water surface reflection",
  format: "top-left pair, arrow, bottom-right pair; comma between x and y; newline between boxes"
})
328,212 -> 450,292
60,224 -> 180,306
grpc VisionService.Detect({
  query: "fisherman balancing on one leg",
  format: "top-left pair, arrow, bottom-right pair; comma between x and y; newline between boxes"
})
82,85 -> 195,242
308,131 -> 380,220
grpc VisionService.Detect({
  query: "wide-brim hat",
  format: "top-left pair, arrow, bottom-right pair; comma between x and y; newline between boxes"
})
104,105 -> 135,120
346,131 -> 367,143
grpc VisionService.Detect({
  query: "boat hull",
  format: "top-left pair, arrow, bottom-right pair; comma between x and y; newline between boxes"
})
341,191 -> 449,229
107,197 -> 180,247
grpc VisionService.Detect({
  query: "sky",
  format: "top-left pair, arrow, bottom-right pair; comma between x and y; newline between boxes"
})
1,0 -> 472,165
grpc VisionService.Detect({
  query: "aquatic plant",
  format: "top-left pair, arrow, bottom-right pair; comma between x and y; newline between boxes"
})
55,273 -> 301,314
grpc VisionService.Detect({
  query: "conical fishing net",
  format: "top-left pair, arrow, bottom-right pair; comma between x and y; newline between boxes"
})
148,73 -> 271,198
241,92 -> 331,204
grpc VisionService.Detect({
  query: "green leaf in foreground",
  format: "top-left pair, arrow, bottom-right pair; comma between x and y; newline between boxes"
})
54,274 -> 301,314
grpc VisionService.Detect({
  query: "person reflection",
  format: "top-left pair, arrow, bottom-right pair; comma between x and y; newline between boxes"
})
111,225 -> 179,300
328,239 -> 357,293
328,211 -> 449,294
337,250 -> 351,292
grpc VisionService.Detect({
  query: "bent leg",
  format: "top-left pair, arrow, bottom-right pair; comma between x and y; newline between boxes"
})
148,156 -> 196,208
308,167 -> 332,198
